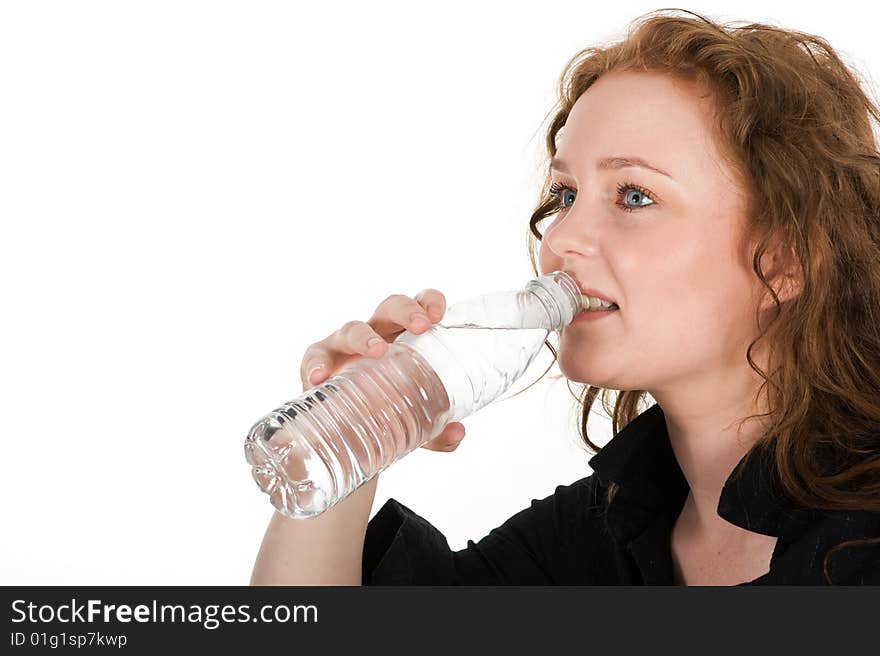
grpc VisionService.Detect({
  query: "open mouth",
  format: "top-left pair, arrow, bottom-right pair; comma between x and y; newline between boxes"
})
580,301 -> 619,313
576,307 -> 618,315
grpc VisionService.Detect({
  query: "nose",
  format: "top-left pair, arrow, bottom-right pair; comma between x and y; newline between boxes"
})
541,200 -> 602,258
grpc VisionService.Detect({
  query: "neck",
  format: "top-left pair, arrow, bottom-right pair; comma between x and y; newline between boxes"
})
651,364 -> 772,542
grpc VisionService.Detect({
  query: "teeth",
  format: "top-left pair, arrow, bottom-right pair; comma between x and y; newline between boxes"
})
580,294 -> 616,311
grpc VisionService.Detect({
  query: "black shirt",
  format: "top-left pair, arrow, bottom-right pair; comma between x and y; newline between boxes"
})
361,402 -> 880,585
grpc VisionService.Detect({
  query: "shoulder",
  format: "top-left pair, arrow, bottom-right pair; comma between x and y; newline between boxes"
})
792,509 -> 880,585
808,508 -> 880,546
825,511 -> 880,583
362,472 -> 612,585
485,472 -> 610,548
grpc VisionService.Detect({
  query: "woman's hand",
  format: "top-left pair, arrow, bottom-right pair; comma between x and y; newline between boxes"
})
299,288 -> 466,452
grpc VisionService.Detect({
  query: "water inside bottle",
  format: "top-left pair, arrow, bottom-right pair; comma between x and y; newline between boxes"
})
245,322 -> 551,518
397,321 -> 550,420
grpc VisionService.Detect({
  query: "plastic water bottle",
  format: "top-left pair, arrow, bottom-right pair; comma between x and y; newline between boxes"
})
244,270 -> 583,519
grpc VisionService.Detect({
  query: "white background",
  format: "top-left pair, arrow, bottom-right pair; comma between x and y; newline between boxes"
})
1,1 -> 877,584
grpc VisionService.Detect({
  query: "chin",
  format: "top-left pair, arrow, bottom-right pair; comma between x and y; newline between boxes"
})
557,358 -> 615,387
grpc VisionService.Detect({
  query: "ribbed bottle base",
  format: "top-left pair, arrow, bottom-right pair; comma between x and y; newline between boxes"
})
244,343 -> 452,519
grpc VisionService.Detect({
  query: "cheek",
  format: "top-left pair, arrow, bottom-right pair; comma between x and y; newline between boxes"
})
653,255 -> 758,358
616,234 -> 737,348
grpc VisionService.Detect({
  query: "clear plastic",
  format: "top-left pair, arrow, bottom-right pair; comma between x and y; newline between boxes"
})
243,270 -> 582,519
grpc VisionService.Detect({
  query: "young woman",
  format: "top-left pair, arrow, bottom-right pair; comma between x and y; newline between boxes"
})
250,9 -> 880,585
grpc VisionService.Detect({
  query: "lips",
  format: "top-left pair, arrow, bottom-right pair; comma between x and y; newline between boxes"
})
566,274 -> 617,305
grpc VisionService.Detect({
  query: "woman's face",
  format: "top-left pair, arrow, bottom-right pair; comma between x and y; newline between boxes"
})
539,70 -> 764,393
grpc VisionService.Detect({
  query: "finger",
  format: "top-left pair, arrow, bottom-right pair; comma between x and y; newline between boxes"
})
420,422 -> 466,451
301,321 -> 386,386
302,289 -> 447,389
423,438 -> 462,452
301,356 -> 332,389
413,289 -> 447,323
368,291 -> 447,337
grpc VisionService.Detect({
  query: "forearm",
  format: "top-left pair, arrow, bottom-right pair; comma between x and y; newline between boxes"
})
249,475 -> 380,586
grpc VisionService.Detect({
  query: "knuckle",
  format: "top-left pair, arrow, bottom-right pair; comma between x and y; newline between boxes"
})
375,295 -> 410,320
302,343 -> 324,360
340,319 -> 364,332
346,323 -> 377,346
382,293 -> 408,305
302,344 -> 325,363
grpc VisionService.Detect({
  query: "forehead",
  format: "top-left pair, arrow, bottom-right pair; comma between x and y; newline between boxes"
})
557,71 -> 721,173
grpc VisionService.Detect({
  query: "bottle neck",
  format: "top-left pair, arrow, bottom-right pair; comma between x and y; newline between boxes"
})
524,270 -> 581,331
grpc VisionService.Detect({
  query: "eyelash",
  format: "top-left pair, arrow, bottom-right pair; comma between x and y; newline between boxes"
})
548,180 -> 656,213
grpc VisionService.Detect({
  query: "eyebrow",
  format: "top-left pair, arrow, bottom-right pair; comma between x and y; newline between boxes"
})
550,155 -> 675,181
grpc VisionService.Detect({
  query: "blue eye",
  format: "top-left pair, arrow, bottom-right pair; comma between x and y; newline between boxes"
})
548,180 -> 657,213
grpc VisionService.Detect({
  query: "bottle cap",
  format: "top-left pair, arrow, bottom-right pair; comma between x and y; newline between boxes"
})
525,270 -> 581,329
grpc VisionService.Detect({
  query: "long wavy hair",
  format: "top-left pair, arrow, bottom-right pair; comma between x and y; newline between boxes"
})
524,8 -> 880,583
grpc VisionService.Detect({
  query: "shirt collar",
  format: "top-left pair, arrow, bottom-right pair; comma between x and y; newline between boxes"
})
587,402 -> 819,543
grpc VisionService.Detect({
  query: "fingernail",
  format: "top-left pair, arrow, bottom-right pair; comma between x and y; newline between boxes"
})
367,337 -> 383,349
308,364 -> 325,383
410,312 -> 429,327
427,304 -> 441,317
